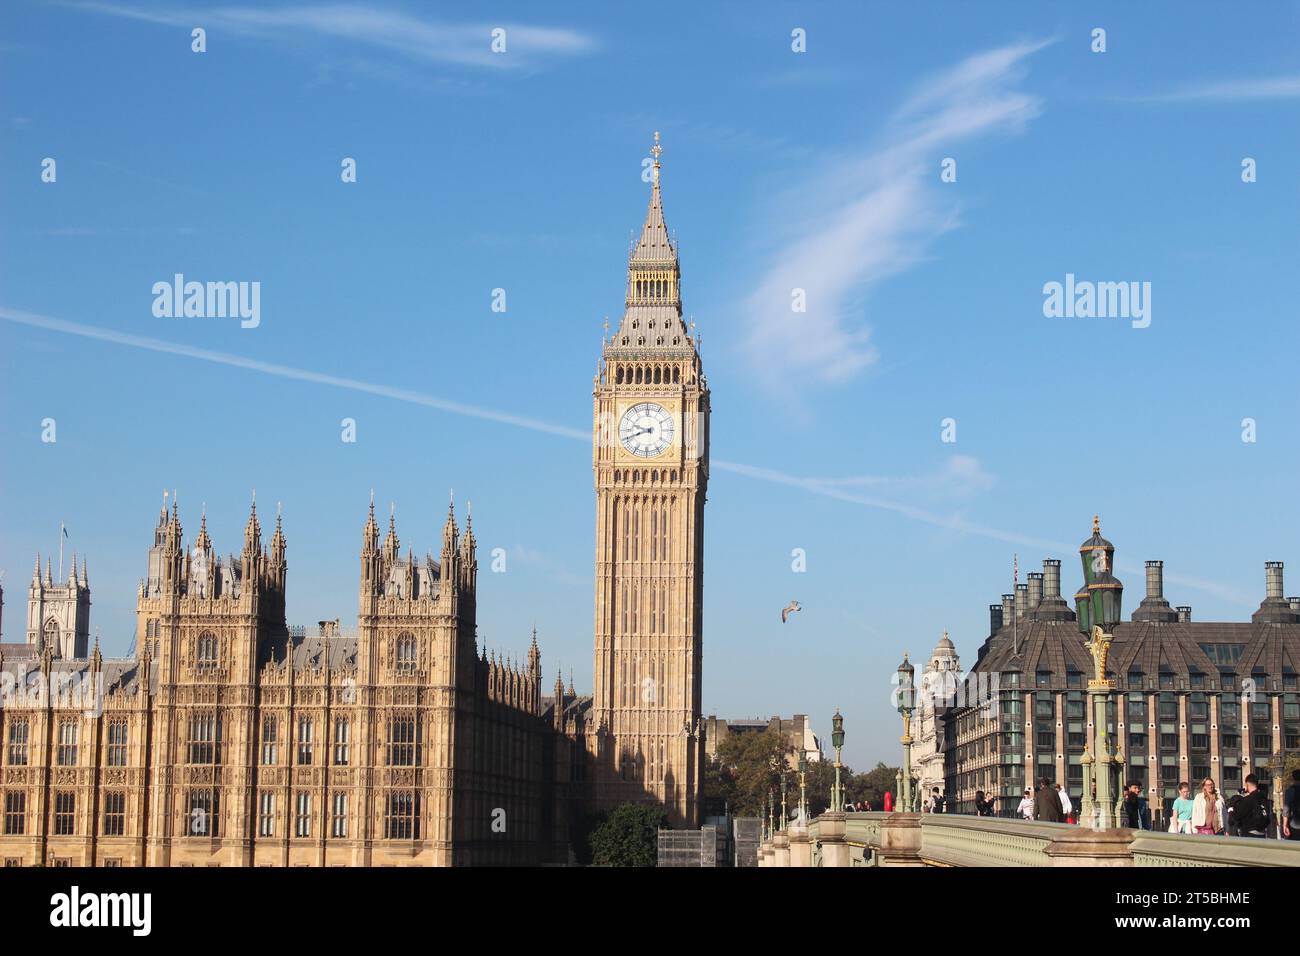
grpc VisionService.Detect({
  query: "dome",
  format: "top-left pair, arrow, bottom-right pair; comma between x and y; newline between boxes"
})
931,630 -> 957,658
1079,514 -> 1114,553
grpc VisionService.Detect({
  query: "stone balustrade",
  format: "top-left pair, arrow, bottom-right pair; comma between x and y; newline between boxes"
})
757,811 -> 1300,867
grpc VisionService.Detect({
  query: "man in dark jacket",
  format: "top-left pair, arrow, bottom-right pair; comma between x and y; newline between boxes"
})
1122,782 -> 1145,829
1034,777 -> 1064,822
1284,770 -> 1300,840
1236,774 -> 1270,838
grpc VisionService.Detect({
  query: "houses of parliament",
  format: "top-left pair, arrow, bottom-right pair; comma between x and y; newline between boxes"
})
0,137 -> 709,867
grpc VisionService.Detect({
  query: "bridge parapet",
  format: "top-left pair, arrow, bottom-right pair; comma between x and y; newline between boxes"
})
776,812 -> 1300,867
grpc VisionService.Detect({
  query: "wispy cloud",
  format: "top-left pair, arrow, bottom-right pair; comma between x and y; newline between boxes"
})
0,305 -> 1252,606
1132,75 -> 1300,103
741,39 -> 1052,388
69,2 -> 597,71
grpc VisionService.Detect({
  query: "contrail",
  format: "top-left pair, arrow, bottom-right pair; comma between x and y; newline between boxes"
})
0,306 -> 1255,606
0,306 -> 587,441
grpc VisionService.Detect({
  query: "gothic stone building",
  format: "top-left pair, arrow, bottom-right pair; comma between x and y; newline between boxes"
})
942,518 -> 1300,822
0,499 -> 593,866
0,138 -> 707,865
588,134 -> 709,828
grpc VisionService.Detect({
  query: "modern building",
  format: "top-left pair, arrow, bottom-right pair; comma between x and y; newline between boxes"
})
0,135 -> 708,866
943,518 -> 1300,823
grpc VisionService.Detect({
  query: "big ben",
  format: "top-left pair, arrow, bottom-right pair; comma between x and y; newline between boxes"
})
591,133 -> 709,827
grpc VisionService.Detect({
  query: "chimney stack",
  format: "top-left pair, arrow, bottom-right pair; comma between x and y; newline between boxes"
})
1001,593 -> 1014,625
1133,560 -> 1177,623
989,603 -> 1004,636
1015,583 -> 1028,620
1252,561 -> 1298,623
1146,561 -> 1163,599
1289,597 -> 1300,613
1027,572 -> 1043,610
1176,606 -> 1191,623
1033,558 -> 1075,622
1266,561 -> 1284,599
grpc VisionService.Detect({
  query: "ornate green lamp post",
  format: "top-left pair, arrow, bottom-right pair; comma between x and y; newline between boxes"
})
831,709 -> 845,812
1271,751 -> 1285,836
780,768 -> 789,831
897,652 -> 916,812
797,751 -> 808,824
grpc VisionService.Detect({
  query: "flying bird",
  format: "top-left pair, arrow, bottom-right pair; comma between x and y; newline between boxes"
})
781,600 -> 802,624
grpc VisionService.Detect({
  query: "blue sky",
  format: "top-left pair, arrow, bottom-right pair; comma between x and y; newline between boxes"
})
2,1 -> 1298,769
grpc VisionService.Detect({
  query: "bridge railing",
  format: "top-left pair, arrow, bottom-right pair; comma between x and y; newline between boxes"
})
761,811 -> 1300,867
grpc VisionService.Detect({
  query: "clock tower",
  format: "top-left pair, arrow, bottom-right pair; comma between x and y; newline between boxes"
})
591,134 -> 709,827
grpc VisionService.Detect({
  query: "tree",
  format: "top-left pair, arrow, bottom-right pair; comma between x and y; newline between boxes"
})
800,758 -> 839,816
701,755 -> 736,818
849,762 -> 902,808
714,729 -> 792,817
587,803 -> 667,867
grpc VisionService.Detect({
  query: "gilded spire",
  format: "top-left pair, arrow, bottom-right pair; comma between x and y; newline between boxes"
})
1092,514 -> 1100,536
630,131 -> 675,267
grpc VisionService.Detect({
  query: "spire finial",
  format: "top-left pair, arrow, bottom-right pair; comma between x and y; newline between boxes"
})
1092,514 -> 1100,535
651,130 -> 662,166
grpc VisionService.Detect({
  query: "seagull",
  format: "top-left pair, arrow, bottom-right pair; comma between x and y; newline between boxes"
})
781,600 -> 802,624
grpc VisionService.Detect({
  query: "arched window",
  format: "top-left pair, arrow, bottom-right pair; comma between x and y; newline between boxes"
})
396,633 -> 417,673
196,632 -> 218,672
43,619 -> 59,651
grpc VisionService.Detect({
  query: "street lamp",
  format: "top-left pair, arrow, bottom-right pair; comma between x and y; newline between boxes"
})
831,709 -> 845,812
1271,751 -> 1285,837
780,768 -> 789,831
797,751 -> 808,824
897,652 -> 916,813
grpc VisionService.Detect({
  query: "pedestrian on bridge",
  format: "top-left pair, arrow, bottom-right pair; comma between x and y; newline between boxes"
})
1191,778 -> 1224,835
1017,788 -> 1034,821
1034,777 -> 1064,823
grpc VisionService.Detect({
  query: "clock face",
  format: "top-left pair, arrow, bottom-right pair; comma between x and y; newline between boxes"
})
619,403 -> 675,457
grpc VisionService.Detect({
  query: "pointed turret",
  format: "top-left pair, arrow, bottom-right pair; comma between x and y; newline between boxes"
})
383,504 -> 399,561
362,492 -> 378,553
80,555 -> 88,588
240,493 -> 262,587
459,500 -> 477,591
440,493 -> 459,588
611,132 -> 688,353
32,553 -> 41,586
194,507 -> 211,554
527,625 -> 541,678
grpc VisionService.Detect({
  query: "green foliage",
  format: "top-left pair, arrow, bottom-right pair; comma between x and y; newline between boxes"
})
587,803 -> 667,867
702,754 -> 736,818
800,759 -> 837,816
713,729 -> 792,817
849,762 -> 901,808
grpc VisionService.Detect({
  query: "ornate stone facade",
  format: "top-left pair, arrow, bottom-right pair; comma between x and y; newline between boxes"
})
0,142 -> 708,865
589,135 -> 709,827
913,632 -> 960,804
0,498 -> 590,867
